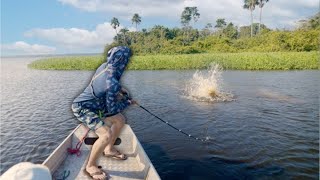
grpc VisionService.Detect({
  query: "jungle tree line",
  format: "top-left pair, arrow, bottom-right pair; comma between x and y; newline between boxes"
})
110,0 -> 270,43
105,2 -> 319,55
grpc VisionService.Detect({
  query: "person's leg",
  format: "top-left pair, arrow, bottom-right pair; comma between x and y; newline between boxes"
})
103,113 -> 125,154
86,125 -> 111,180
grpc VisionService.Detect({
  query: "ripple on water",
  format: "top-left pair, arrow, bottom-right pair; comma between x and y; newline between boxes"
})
1,59 -> 318,179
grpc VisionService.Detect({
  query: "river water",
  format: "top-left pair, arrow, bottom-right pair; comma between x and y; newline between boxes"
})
1,57 -> 319,179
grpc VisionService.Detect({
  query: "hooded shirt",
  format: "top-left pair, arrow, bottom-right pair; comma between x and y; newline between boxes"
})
73,46 -> 132,114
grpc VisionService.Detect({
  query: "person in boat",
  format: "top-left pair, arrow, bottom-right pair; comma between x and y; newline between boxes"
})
71,46 -> 136,179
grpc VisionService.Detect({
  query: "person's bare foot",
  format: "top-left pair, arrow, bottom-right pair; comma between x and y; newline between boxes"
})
85,165 -> 108,180
103,148 -> 127,160
104,147 -> 118,155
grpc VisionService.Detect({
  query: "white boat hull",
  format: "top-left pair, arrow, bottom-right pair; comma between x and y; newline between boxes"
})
42,124 -> 160,180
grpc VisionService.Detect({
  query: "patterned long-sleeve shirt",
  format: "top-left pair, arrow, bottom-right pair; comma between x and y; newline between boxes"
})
105,77 -> 130,114
73,46 -> 132,114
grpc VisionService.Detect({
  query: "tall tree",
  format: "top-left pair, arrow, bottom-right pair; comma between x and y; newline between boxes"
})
119,28 -> 129,45
215,18 -> 227,36
222,23 -> 238,39
131,13 -> 142,31
202,23 -> 213,37
131,13 -> 142,43
257,0 -> 269,34
215,18 -> 227,29
190,7 -> 200,26
243,0 -> 258,37
111,17 -> 120,42
309,13 -> 320,29
181,7 -> 200,44
205,23 -> 213,29
181,7 -> 200,29
181,7 -> 192,28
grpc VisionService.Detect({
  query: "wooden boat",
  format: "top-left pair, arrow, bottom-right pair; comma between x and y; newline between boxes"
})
42,124 -> 161,180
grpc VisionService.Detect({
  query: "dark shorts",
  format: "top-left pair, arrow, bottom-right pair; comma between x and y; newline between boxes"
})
71,100 -> 116,130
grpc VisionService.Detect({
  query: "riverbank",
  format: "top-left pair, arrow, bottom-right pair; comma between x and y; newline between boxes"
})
28,52 -> 318,70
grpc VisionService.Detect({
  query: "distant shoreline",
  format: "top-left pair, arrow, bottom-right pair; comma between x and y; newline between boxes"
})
1,53 -> 102,59
28,52 -> 318,71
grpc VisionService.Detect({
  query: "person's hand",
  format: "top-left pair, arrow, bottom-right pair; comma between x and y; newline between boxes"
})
128,99 -> 138,106
120,88 -> 132,100
121,88 -> 129,96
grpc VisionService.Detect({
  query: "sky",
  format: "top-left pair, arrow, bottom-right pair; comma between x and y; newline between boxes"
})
1,0 -> 318,56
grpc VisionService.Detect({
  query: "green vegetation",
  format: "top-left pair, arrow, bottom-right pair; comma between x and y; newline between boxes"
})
298,12 -> 320,30
28,52 -> 318,70
121,29 -> 319,55
29,4 -> 320,71
102,11 -> 319,56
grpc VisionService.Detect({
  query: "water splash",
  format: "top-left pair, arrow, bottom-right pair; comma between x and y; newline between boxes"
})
184,64 -> 234,102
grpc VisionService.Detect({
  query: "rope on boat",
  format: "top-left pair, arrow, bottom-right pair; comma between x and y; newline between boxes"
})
67,128 -> 90,156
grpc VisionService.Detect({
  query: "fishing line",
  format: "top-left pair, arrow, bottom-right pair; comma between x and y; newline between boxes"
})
65,105 -> 208,142
137,104 -> 209,142
66,93 -> 214,143
120,92 -> 212,142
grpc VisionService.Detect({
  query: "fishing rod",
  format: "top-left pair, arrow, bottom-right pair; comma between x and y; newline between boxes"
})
136,103 -> 208,142
123,92 -> 209,142
65,102 -> 210,143
66,93 -> 211,143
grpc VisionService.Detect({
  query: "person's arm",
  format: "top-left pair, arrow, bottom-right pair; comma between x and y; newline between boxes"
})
105,83 -> 131,114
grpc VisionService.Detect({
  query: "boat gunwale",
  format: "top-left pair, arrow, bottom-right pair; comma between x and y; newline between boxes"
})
42,124 -> 81,171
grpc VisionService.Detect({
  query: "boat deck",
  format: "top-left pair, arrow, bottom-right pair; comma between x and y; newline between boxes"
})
44,125 -> 159,180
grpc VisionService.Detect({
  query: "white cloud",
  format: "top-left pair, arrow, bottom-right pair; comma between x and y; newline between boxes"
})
275,0 -> 318,8
1,41 -> 56,55
23,22 -> 136,53
57,0 -> 318,29
58,0 -> 183,18
24,22 -> 117,50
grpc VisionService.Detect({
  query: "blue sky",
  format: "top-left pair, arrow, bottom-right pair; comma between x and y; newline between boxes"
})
1,0 -> 318,56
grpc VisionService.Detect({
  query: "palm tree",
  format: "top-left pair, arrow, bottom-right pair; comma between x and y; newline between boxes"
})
257,0 -> 269,34
243,0 -> 258,37
131,13 -> 142,31
131,13 -> 142,43
111,17 -> 120,42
